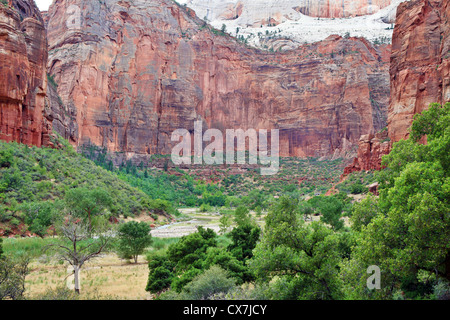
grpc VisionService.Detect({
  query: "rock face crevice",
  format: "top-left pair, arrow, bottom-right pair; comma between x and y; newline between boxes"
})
0,1 -> 50,147
45,0 -> 390,163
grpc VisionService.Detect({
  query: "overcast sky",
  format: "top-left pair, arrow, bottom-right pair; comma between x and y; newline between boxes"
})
35,0 -> 52,11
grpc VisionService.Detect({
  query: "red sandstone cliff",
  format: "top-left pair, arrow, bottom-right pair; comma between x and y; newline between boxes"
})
0,0 -> 50,147
344,0 -> 450,175
342,129 -> 391,175
388,0 -> 450,143
45,0 -> 390,163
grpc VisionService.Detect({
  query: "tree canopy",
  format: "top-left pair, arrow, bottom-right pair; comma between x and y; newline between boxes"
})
117,221 -> 152,263
344,102 -> 450,299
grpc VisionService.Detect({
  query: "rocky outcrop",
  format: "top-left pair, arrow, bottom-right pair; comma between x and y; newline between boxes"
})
178,0 -> 402,47
388,0 -> 450,142
46,0 -> 390,164
182,0 -> 395,24
0,0 -> 50,147
342,129 -> 391,175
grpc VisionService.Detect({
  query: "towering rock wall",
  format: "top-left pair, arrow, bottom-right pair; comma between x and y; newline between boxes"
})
181,0 -> 394,23
46,0 -> 390,163
388,0 -> 450,142
0,0 -> 50,147
344,0 -> 450,175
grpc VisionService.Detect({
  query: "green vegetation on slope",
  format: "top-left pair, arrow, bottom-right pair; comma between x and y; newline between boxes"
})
81,144 -> 350,209
0,137 -> 177,237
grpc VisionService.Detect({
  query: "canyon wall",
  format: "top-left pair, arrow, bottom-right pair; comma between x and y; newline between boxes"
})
46,0 -> 390,164
0,0 -> 50,147
295,0 -> 393,19
388,0 -> 450,142
177,0 -> 402,47
344,0 -> 450,174
181,0 -> 394,24
342,129 -> 391,175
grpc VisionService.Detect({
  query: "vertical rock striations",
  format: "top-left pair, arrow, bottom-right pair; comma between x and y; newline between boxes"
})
182,0 -> 395,23
295,0 -> 393,19
388,0 -> 450,143
0,0 -> 50,147
344,0 -> 450,175
46,0 -> 390,163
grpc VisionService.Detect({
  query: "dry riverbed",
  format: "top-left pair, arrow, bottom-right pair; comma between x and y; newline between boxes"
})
150,208 -> 223,238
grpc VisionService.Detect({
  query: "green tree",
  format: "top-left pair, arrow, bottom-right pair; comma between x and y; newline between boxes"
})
308,196 -> 344,230
21,201 -> 59,237
0,147 -> 13,168
203,247 -> 250,284
203,191 -> 226,207
227,224 -> 261,263
146,251 -> 176,294
147,199 -> 177,217
249,197 -> 344,300
350,194 -> 380,232
117,221 -> 153,263
219,214 -> 232,235
247,189 -> 266,210
167,226 -> 217,272
233,206 -> 253,227
299,202 -> 315,221
64,187 -> 112,231
345,103 -> 450,299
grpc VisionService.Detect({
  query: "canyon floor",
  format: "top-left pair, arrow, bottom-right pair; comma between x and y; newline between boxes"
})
22,205 -> 356,300
22,208 -> 260,300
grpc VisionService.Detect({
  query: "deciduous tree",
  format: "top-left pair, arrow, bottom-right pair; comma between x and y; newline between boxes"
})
249,197 -> 344,300
64,187 -> 112,231
117,221 -> 152,263
46,214 -> 113,294
344,103 -> 450,299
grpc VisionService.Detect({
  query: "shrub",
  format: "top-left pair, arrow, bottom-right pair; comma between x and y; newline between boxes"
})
199,203 -> 212,213
350,181 -> 368,194
9,217 -> 20,227
148,199 -> 178,217
146,251 -> 176,294
21,201 -> 57,237
182,265 -> 236,300
33,286 -> 80,300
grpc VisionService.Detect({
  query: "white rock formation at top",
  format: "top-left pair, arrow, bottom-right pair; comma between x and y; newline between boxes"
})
177,0 -> 409,50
